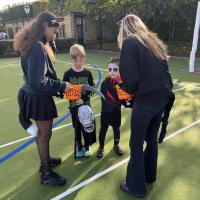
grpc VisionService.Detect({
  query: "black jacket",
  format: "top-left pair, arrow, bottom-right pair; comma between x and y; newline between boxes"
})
119,37 -> 173,96
21,41 -> 66,96
100,77 -> 121,113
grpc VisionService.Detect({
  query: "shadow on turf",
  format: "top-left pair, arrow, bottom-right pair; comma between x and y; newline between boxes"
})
2,139 -> 200,200
1,146 -> 130,200
2,89 -> 200,200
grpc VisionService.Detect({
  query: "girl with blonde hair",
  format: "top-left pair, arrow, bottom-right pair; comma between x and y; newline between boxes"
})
118,14 -> 174,197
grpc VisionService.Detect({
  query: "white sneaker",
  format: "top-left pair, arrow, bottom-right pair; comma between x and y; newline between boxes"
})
84,147 -> 92,157
26,123 -> 38,136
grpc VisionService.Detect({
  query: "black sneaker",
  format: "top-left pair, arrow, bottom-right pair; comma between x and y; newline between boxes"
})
96,147 -> 104,158
39,157 -> 62,172
40,170 -> 66,186
113,145 -> 123,156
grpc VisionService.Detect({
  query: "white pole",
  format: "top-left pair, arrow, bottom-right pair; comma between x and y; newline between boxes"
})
189,1 -> 200,72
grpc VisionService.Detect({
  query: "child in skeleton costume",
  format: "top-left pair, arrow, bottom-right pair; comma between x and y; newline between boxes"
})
96,58 -> 133,158
18,38 -> 61,136
63,44 -> 96,158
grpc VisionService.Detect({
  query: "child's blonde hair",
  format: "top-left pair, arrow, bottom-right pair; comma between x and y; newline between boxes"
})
70,44 -> 86,59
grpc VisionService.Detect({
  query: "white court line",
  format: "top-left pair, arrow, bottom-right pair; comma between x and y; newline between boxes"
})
56,60 -> 72,65
51,118 -> 200,200
163,119 -> 200,141
0,114 -> 100,149
56,59 -> 108,72
0,98 -> 11,103
2,60 -> 19,63
0,87 -> 194,149
1,85 -> 199,149
173,87 -> 186,92
0,65 -> 19,69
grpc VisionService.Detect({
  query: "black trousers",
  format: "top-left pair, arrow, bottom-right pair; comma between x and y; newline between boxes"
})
70,107 -> 96,148
99,126 -> 120,148
99,110 -> 121,148
70,107 -> 90,149
126,91 -> 170,194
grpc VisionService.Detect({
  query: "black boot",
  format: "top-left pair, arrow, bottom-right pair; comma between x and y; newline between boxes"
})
39,157 -> 62,172
113,145 -> 123,156
96,147 -> 104,158
120,181 -> 145,198
40,170 -> 66,186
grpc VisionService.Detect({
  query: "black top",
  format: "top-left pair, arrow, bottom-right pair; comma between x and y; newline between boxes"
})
63,68 -> 94,108
100,77 -> 121,113
21,41 -> 66,96
119,37 -> 173,96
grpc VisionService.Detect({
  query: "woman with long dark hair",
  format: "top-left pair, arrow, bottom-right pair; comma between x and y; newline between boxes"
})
118,14 -> 174,197
14,12 -> 72,186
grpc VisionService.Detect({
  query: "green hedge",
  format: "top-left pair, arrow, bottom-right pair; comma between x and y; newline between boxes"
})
0,38 -> 76,58
55,38 -> 75,53
0,40 -> 19,57
1,39 -> 199,58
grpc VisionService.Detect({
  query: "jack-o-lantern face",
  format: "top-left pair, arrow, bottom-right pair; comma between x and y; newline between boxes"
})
65,85 -> 82,100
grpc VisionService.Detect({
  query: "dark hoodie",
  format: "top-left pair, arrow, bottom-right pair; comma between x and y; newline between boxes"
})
21,39 -> 66,96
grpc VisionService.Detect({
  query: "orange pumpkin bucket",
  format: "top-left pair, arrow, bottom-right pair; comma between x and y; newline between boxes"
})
115,85 -> 134,100
65,85 -> 82,101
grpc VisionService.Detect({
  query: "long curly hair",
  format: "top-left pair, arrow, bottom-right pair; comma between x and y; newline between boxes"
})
14,12 -> 59,55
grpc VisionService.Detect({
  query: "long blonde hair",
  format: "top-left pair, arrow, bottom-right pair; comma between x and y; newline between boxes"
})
117,14 -> 169,60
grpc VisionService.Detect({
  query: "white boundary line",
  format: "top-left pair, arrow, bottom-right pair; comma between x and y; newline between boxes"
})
163,119 -> 200,141
56,59 -> 108,72
0,86 -> 198,149
51,117 -> 200,200
52,158 -> 130,200
0,114 -> 100,149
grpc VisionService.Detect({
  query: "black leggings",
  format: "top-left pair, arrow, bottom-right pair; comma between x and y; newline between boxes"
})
99,125 -> 120,148
75,120 -> 90,149
35,120 -> 53,172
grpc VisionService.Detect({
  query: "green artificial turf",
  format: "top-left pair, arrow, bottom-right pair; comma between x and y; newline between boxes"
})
0,52 -> 200,200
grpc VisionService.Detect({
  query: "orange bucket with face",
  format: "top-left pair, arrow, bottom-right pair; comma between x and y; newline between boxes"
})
65,85 -> 82,100
115,85 -> 134,100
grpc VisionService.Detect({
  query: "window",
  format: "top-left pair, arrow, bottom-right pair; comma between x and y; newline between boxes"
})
58,25 -> 66,38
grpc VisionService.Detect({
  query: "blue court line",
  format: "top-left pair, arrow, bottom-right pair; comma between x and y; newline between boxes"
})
0,62 -> 102,164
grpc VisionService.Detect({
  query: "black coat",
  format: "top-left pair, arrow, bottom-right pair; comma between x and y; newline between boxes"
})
21,41 -> 66,96
119,36 -> 173,96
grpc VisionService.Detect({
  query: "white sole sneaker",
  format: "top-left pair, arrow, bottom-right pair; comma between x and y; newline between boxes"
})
84,148 -> 92,157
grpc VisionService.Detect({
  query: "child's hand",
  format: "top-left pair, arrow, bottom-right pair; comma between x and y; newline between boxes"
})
65,82 -> 73,91
76,99 -> 84,106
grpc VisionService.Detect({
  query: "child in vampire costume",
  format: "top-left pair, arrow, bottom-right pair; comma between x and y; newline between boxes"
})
96,58 -> 133,158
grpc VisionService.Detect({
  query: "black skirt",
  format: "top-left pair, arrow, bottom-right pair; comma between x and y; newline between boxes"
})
18,89 -> 57,121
